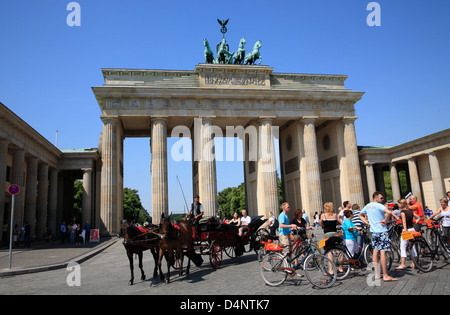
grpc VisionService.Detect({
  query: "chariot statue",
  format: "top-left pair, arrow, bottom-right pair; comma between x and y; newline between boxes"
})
202,19 -> 262,66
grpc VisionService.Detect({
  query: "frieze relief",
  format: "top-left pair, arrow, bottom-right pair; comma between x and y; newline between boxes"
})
105,98 -> 354,113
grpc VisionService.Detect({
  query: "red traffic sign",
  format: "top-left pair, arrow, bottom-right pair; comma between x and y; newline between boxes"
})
8,184 -> 20,195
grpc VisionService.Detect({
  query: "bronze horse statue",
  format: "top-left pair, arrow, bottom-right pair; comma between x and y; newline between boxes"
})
157,214 -> 202,283
121,221 -> 160,285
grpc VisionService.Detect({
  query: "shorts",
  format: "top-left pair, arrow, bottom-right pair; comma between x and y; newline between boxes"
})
279,234 -> 291,255
371,232 -> 391,251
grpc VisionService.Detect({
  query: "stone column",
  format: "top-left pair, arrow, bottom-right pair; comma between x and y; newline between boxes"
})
427,151 -> 445,207
82,168 -> 92,228
151,117 -> 168,224
24,157 -> 38,238
198,117 -> 218,218
342,117 -> 365,207
100,116 -> 118,235
47,167 -> 58,236
389,163 -> 401,202
36,163 -> 49,239
257,117 -> 278,217
0,141 -> 9,242
364,161 -> 377,199
302,117 -> 323,214
407,157 -> 423,205
11,149 -> 25,227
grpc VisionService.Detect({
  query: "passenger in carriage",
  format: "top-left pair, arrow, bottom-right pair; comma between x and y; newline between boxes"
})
239,209 -> 251,236
227,212 -> 241,226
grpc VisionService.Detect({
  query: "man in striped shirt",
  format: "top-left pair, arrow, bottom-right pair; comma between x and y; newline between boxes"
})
351,204 -> 365,255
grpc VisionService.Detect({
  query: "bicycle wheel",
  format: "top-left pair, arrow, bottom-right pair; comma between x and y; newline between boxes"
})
363,245 -> 393,271
260,252 -> 288,287
303,253 -> 337,289
324,247 -> 351,280
439,236 -> 450,260
257,246 -> 266,262
430,230 -> 450,260
411,240 -> 433,273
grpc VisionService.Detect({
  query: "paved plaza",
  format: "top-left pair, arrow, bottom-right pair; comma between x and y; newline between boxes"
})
1,229 -> 449,297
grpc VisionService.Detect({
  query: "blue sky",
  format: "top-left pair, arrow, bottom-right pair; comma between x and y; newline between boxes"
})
0,1 -> 449,215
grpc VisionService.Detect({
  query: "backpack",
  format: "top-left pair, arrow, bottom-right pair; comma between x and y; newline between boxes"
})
269,216 -> 279,235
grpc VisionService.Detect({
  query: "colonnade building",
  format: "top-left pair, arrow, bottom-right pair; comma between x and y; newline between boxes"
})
1,63 -> 449,238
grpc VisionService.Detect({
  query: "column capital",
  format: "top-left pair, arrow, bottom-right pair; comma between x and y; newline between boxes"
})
100,115 -> 119,124
301,116 -> 319,124
0,139 -> 9,146
364,160 -> 375,166
151,116 -> 168,123
198,115 -> 216,124
258,116 -> 276,124
342,116 -> 358,123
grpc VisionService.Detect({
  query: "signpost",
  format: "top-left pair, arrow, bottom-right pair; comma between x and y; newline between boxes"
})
8,184 -> 20,269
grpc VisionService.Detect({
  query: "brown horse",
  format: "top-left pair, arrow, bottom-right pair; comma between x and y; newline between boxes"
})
121,221 -> 160,285
157,215 -> 201,283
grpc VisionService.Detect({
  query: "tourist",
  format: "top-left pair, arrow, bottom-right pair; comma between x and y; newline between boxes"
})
85,221 -> 91,243
75,223 -> 83,247
342,210 -> 360,258
396,198 -> 420,270
13,224 -> 19,248
313,212 -> 320,229
430,197 -> 450,248
227,212 -> 241,226
278,202 -> 297,255
239,209 -> 251,236
60,221 -> 67,244
359,191 -> 399,282
350,204 -> 365,255
24,222 -> 31,248
408,194 -> 424,229
320,202 -> 338,239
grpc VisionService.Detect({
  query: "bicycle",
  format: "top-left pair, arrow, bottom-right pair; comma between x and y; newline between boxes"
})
426,218 -> 450,260
407,218 -> 450,273
322,226 -> 393,280
260,228 -> 337,289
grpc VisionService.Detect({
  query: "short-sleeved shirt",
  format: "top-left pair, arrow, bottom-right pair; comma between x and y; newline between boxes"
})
351,209 -> 364,228
241,216 -> 251,225
361,202 -> 387,233
342,218 -> 357,241
278,212 -> 290,235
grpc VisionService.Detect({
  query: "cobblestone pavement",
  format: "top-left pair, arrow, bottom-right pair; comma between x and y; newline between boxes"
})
0,230 -> 449,296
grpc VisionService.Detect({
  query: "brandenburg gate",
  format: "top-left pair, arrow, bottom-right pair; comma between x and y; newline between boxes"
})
92,63 -> 365,235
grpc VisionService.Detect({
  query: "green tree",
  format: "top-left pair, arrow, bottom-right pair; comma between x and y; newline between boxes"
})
218,182 -> 246,219
123,187 -> 151,223
73,180 -> 83,223
217,178 -> 284,219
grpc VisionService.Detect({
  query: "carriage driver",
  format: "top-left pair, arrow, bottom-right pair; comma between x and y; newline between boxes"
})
186,195 -> 204,238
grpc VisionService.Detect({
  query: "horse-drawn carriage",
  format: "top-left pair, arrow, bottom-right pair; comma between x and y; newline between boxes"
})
191,215 -> 267,269
121,214 -> 267,284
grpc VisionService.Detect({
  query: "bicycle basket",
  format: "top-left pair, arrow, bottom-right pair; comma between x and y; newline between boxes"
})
425,220 -> 440,229
401,231 -> 422,241
265,242 -> 283,252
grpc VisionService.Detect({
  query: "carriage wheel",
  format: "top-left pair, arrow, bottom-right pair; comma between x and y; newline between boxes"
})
224,246 -> 236,259
209,240 -> 222,269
